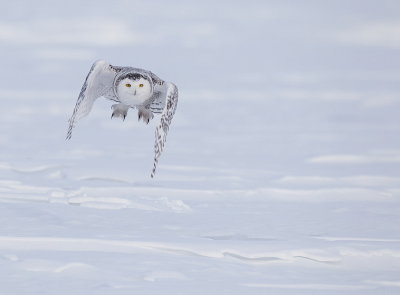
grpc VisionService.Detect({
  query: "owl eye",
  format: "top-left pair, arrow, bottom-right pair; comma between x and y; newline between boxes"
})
125,83 -> 131,87
139,84 -> 144,87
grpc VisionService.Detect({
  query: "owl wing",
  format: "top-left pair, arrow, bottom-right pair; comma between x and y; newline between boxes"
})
66,60 -> 118,140
147,73 -> 167,114
151,82 -> 179,178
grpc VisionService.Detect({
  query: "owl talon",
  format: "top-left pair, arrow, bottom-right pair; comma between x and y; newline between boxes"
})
138,108 -> 154,124
111,103 -> 129,121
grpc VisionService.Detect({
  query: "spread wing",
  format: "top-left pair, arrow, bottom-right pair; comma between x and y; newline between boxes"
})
151,82 -> 178,178
66,60 -> 118,140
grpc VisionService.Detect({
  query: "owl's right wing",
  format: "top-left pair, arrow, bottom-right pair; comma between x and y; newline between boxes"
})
66,60 -> 118,140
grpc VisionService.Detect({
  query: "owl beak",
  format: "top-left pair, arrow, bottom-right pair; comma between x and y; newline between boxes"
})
134,89 -> 137,95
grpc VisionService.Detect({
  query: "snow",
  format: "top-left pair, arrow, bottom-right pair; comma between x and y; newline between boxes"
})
1,1 -> 400,294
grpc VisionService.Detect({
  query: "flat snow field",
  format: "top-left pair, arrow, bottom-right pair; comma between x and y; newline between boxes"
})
1,1 -> 400,294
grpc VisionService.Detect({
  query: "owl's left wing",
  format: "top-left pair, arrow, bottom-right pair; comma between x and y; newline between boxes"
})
151,82 -> 178,178
66,60 -> 118,140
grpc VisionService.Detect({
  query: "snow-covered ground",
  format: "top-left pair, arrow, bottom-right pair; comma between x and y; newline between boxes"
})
1,1 -> 400,294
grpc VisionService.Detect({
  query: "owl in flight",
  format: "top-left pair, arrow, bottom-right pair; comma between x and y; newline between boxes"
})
66,60 -> 178,178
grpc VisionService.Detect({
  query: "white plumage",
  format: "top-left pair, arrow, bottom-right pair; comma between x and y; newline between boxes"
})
66,60 -> 178,178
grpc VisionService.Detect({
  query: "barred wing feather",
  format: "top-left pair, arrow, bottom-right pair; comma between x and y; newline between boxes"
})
66,60 -> 117,140
151,83 -> 178,177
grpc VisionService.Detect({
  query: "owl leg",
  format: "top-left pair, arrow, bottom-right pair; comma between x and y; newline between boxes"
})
137,107 -> 154,124
111,104 -> 130,120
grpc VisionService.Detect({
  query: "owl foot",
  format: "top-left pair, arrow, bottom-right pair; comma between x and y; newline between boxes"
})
138,107 -> 154,124
111,104 -> 130,121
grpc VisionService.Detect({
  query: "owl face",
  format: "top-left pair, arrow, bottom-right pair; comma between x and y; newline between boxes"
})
115,73 -> 153,106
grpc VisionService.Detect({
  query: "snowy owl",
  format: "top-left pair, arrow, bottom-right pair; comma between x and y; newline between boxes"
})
66,60 -> 178,178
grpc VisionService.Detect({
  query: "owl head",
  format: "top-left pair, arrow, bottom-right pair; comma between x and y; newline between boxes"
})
115,72 -> 153,106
